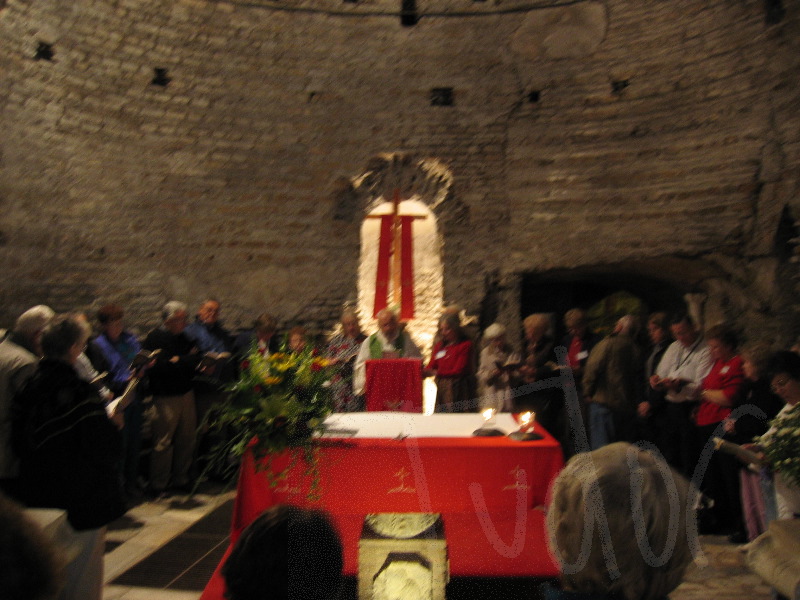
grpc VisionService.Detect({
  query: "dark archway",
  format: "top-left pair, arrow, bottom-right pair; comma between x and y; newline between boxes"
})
520,266 -> 689,342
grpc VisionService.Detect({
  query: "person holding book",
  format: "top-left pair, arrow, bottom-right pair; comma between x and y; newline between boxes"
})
142,302 -> 202,498
516,313 -> 562,438
650,313 -> 713,476
13,314 -> 126,600
90,304 -> 146,501
477,323 -> 519,413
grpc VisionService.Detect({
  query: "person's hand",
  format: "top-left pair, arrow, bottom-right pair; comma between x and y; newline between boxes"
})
662,377 -> 686,392
132,358 -> 155,379
723,418 -> 736,434
649,375 -> 663,390
170,355 -> 180,363
637,401 -> 651,418
106,401 -> 125,430
741,443 -> 767,463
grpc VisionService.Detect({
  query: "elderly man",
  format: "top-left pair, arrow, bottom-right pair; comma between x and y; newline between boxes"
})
353,309 -> 422,397
184,299 -> 235,475
0,305 -> 54,495
650,313 -> 712,475
142,301 -> 202,497
582,315 -> 643,450
185,299 -> 233,356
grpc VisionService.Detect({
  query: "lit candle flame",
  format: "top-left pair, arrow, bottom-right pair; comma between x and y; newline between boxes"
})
482,408 -> 495,421
520,411 -> 535,432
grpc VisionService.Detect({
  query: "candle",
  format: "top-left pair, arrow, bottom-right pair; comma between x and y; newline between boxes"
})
519,411 -> 535,432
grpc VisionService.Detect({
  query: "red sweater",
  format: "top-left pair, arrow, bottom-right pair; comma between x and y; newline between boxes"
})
696,355 -> 744,426
427,339 -> 473,378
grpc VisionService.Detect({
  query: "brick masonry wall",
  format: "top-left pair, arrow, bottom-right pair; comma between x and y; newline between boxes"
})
0,0 -> 798,344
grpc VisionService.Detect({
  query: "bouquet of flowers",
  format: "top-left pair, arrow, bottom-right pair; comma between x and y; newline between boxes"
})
756,404 -> 800,488
202,342 -> 336,490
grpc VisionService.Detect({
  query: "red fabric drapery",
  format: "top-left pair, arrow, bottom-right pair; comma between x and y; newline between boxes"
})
372,215 -> 393,318
399,215 -> 415,320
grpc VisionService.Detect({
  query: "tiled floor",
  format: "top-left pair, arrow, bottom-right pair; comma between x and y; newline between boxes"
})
102,487 -> 775,600
103,487 -> 235,600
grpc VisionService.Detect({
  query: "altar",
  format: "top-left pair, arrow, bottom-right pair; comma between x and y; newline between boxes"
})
364,358 -> 423,412
199,413 -> 563,600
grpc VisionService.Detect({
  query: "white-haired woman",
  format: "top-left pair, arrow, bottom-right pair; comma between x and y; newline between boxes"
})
477,323 -> 519,413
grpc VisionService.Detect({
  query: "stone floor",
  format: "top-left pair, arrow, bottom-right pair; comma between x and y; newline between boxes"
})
101,486 -> 774,600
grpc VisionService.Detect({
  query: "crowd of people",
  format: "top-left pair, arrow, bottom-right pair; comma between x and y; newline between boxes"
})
476,308 -> 800,545
1,298 -> 799,600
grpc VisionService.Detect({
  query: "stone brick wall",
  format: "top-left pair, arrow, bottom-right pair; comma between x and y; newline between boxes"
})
0,0 -> 798,346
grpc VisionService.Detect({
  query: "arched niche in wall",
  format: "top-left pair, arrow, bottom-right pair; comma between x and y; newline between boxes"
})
359,199 -> 442,353
343,152 -> 454,352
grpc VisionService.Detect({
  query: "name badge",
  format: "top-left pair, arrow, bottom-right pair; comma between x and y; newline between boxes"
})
577,350 -> 589,360
435,350 -> 447,359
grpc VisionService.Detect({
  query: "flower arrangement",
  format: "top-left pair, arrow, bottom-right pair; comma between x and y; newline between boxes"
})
202,341 -> 336,493
757,404 -> 800,489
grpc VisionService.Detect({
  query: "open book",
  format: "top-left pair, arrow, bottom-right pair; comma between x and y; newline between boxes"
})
104,350 -> 160,423
105,377 -> 141,422
130,349 -> 160,371
494,359 -> 522,372
197,351 -> 231,371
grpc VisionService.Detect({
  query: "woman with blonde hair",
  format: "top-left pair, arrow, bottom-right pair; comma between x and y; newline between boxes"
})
546,443 -> 694,600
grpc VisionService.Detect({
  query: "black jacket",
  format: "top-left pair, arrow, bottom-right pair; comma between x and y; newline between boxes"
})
13,359 -> 125,530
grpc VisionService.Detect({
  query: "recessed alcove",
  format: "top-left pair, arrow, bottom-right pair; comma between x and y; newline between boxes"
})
519,264 -> 693,341
359,198 -> 443,353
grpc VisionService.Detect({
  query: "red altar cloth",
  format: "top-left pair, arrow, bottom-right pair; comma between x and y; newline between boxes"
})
199,429 -> 563,600
364,358 -> 423,412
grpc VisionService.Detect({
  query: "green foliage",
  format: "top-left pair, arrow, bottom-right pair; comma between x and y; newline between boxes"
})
202,342 -> 336,493
757,404 -> 800,489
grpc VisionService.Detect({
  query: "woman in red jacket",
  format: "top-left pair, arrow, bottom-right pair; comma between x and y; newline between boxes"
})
693,323 -> 745,536
425,313 -> 476,413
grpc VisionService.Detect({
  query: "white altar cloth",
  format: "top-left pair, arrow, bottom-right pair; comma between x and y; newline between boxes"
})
320,411 -> 521,438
